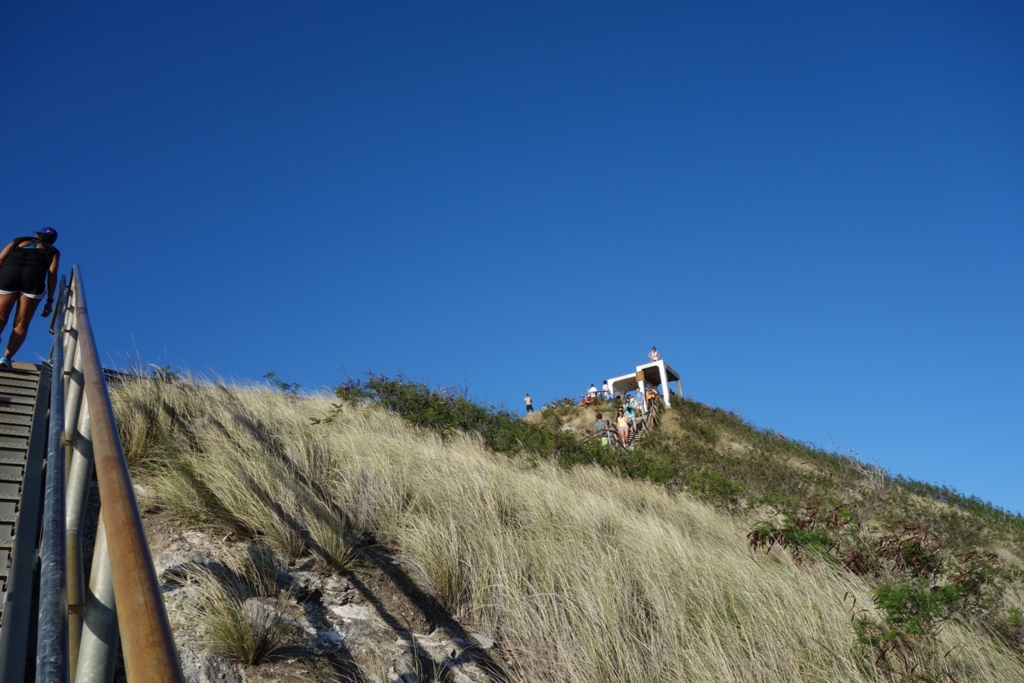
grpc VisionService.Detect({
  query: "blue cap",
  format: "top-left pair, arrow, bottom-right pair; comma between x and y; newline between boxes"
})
37,227 -> 58,244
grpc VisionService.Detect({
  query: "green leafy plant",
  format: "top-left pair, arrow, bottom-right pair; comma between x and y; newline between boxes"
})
321,374 -> 610,465
852,525 -> 1012,672
263,371 -> 300,396
150,364 -> 180,383
751,508 -> 1020,675
748,505 -> 852,563
991,606 -> 1023,651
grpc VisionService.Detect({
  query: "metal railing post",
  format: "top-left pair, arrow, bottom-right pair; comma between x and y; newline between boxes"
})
37,285 -> 69,683
61,287 -> 78,402
66,395 -> 94,680
64,342 -> 85,476
74,515 -> 118,683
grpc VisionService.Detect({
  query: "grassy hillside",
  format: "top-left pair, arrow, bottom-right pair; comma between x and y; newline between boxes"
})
113,375 -> 1024,682
535,397 -> 1024,557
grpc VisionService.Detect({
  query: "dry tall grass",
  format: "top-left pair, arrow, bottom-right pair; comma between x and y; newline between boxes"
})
114,378 -> 1024,682
176,562 -> 293,665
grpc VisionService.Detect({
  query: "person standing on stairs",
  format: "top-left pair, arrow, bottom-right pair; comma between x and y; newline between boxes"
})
593,413 -> 612,447
645,385 -> 660,410
624,397 -> 637,439
615,408 -> 629,447
0,228 -> 60,369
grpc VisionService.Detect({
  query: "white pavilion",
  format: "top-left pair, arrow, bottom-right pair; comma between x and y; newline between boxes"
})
605,359 -> 683,407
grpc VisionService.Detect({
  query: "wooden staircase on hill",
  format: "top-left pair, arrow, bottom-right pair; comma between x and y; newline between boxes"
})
625,402 -> 660,448
0,363 -> 52,681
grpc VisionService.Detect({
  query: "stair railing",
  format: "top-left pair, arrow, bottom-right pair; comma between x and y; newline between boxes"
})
52,265 -> 183,683
36,276 -> 69,681
626,399 -> 661,448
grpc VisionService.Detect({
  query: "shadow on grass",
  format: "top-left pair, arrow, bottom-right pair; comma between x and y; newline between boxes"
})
233,463 -> 514,683
156,385 -> 514,680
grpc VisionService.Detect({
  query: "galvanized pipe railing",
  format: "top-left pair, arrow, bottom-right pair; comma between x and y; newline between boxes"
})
37,278 -> 70,682
74,516 -> 118,683
63,283 -> 92,679
58,265 -> 183,682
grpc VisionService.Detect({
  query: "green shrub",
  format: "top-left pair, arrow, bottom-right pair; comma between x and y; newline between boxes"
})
748,505 -> 851,563
749,510 -> 1019,665
325,374 -> 609,465
854,548 -> 1010,664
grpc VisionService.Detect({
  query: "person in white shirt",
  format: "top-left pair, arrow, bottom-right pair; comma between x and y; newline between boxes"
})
648,346 -> 661,362
602,381 -> 611,399
588,384 -> 598,399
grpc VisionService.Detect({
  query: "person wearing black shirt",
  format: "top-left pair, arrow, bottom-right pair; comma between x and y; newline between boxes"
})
0,228 -> 60,368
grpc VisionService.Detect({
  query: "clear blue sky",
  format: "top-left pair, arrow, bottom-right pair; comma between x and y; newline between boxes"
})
3,2 -> 1022,513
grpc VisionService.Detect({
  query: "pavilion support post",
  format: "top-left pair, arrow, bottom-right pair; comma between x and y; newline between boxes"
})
659,362 -> 670,407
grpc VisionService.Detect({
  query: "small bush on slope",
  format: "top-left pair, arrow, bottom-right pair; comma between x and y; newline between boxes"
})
112,378 -> 1024,682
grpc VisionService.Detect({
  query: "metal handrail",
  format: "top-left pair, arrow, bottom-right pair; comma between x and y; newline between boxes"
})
32,267 -> 184,683
36,277 -> 69,682
66,265 -> 183,682
625,399 -> 660,448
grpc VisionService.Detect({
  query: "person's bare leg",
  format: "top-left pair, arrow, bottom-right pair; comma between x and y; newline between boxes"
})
4,295 -> 42,359
0,293 -> 18,337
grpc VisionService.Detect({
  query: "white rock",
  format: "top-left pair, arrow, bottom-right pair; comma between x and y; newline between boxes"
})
329,603 -> 375,622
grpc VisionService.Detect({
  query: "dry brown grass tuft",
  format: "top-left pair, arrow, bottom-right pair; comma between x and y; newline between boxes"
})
178,564 -> 292,665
